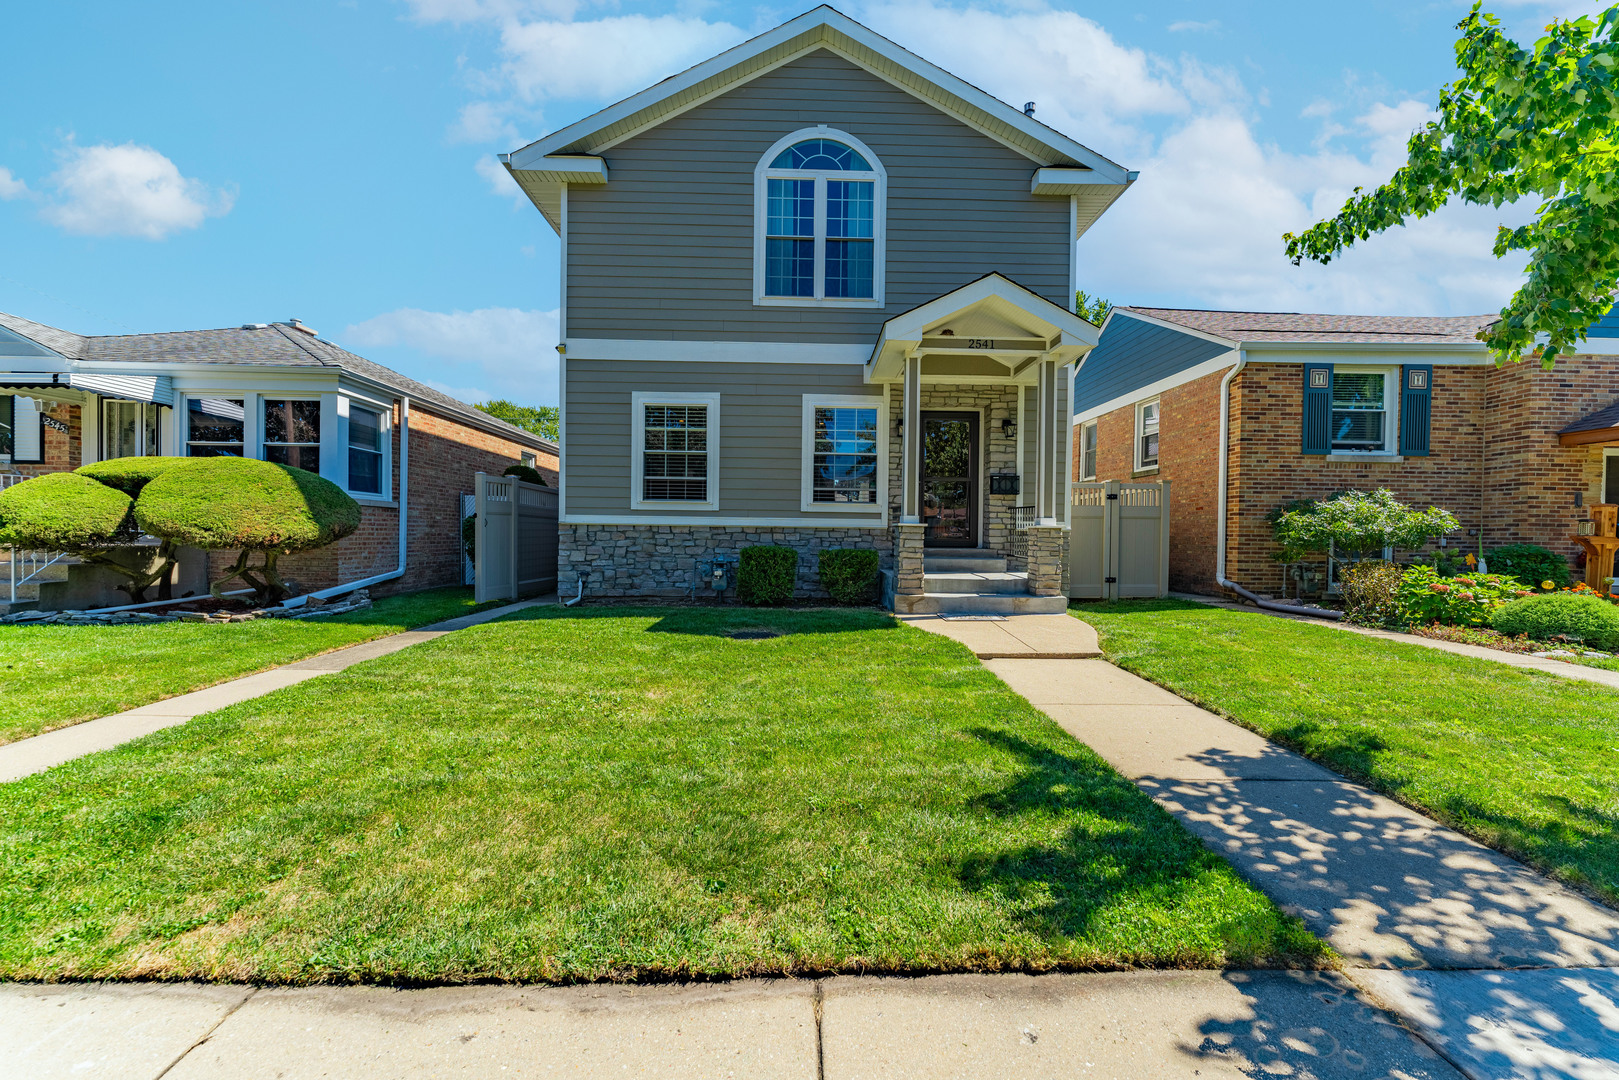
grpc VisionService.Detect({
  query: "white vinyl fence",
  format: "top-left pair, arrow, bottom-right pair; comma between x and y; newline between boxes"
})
1069,481 -> 1171,600
472,472 -> 558,603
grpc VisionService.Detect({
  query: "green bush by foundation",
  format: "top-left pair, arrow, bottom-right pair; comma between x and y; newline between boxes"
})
1487,543 -> 1572,590
738,545 -> 797,605
1395,565 -> 1528,626
819,548 -> 880,605
1491,593 -> 1619,650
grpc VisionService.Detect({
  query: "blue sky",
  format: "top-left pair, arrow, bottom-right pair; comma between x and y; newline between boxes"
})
0,0 -> 1588,406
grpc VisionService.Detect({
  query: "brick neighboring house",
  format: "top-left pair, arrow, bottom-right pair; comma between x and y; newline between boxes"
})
0,312 -> 557,596
1071,306 -> 1619,596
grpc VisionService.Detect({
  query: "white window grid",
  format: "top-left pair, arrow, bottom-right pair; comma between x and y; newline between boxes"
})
753,127 -> 886,308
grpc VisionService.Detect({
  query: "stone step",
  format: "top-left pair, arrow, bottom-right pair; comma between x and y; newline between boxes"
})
923,554 -> 1009,573
898,592 -> 1069,615
923,571 -> 1029,595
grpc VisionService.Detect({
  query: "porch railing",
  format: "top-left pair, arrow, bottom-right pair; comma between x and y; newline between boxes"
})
6,547 -> 67,606
1012,504 -> 1038,529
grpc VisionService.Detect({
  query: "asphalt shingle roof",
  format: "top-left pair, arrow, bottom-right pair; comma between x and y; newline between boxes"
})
0,313 -> 555,452
1121,307 -> 1497,345
1562,400 -> 1619,436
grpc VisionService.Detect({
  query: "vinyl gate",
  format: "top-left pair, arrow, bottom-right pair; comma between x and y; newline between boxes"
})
1068,481 -> 1171,600
473,472 -> 559,603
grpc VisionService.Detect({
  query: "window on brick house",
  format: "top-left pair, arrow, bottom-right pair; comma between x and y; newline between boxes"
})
1079,421 -> 1098,481
1330,369 -> 1395,453
1135,400 -> 1159,471
186,398 -> 245,457
348,405 -> 384,494
263,399 -> 321,472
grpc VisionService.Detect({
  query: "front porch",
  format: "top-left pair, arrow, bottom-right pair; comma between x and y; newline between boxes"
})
869,274 -> 1092,613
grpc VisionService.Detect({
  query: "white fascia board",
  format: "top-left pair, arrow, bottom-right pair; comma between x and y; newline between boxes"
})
1031,167 -> 1134,195
506,7 -> 1131,179
1072,351 -> 1240,425
1241,342 -> 1489,363
564,338 -> 869,364
1109,309 -> 1241,349
878,274 -> 1099,345
500,155 -> 608,183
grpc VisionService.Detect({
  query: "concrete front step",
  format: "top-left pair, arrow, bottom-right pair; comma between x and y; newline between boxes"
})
922,550 -> 1009,574
922,571 -> 1029,595
897,592 -> 1069,615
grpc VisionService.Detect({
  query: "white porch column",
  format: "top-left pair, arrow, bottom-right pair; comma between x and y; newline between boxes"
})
1036,358 -> 1060,525
900,354 -> 921,523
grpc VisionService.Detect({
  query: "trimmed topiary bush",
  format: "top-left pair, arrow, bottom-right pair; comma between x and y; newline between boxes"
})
502,463 -> 548,486
819,548 -> 880,605
737,545 -> 797,605
75,456 -> 193,497
0,472 -> 135,551
1491,593 -> 1619,650
1487,543 -> 1572,590
135,457 -> 361,602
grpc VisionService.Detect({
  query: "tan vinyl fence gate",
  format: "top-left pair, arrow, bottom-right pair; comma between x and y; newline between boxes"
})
1068,481 -> 1171,600
473,472 -> 558,603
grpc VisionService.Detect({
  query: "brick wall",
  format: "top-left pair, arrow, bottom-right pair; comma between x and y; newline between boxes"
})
9,401 -> 81,478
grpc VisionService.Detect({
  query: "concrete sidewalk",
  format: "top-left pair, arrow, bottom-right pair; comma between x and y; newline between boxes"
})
0,596 -> 552,784
970,611 -> 1619,1080
900,611 -> 1100,658
3,970 -> 1461,1080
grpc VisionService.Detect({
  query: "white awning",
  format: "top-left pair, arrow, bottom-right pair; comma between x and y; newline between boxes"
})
0,371 -> 174,406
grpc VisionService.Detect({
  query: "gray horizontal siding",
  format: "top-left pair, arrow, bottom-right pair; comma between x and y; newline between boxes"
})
566,49 -> 1071,344
565,358 -> 885,519
1074,315 -> 1232,414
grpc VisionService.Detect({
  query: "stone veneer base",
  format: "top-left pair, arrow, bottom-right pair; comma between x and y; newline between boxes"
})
559,523 -> 893,601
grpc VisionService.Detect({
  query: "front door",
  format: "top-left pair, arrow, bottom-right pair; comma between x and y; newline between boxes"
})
919,411 -> 979,547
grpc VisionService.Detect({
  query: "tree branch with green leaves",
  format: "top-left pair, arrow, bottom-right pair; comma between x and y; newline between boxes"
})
1284,3 -> 1619,367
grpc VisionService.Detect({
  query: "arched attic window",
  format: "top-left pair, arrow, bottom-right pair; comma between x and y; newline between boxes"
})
754,129 -> 886,306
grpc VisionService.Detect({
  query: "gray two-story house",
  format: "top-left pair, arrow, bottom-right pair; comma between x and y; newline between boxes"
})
501,5 -> 1135,611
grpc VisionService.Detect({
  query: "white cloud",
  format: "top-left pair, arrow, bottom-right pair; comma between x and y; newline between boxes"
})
0,168 -> 28,200
1167,20 -> 1220,33
341,306 -> 560,404
496,14 -> 744,104
41,143 -> 233,240
451,101 -> 520,144
475,153 -> 530,207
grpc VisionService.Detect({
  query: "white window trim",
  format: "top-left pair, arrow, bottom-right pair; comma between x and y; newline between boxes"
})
1329,365 -> 1400,456
181,393 -> 252,459
800,393 -> 888,515
630,391 -> 720,512
343,397 -> 393,503
1078,419 -> 1098,481
260,397 -> 323,470
753,127 -> 887,309
1134,398 -> 1160,473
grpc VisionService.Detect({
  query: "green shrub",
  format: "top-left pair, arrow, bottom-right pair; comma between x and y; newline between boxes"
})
0,472 -> 134,551
136,458 -> 361,602
1395,564 -> 1530,626
502,463 -> 548,486
819,548 -> 880,605
1340,560 -> 1403,627
737,545 -> 797,605
1487,543 -> 1572,590
1271,489 -> 1458,562
1491,594 -> 1619,650
75,456 -> 193,497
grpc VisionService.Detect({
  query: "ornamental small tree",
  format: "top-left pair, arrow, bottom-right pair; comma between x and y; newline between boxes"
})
0,471 -> 181,603
1272,489 -> 1459,564
134,458 -> 360,603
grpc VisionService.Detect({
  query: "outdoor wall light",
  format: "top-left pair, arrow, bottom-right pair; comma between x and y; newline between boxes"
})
1001,418 -> 1016,439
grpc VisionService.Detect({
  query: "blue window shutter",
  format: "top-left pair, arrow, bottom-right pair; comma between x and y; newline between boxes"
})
1302,364 -> 1332,455
1400,365 -> 1432,457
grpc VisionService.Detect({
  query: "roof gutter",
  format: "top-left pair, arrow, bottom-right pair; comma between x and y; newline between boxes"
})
1214,350 -> 1341,621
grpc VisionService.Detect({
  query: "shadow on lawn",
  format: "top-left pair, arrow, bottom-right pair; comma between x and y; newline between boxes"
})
955,727 -> 1231,943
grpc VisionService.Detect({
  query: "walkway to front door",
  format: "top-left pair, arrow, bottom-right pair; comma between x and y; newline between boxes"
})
919,411 -> 978,547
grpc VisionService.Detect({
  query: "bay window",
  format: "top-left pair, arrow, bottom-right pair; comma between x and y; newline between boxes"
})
263,399 -> 321,471
347,404 -> 384,495
186,398 -> 245,456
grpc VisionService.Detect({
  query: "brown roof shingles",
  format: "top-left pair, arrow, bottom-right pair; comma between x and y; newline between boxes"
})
1122,307 -> 1496,345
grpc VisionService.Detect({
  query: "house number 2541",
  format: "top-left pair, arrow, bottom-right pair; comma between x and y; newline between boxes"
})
966,338 -> 995,349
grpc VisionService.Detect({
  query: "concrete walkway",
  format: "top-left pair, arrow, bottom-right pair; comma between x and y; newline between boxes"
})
3,970 -> 1462,1079
0,596 -> 552,784
1169,591 -> 1619,692
934,613 -> 1619,1080
899,611 -> 1101,658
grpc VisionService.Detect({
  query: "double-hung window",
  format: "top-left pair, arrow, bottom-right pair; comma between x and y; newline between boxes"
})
802,396 -> 881,511
1079,421 -> 1098,481
347,405 -> 384,495
104,401 -> 163,459
1330,369 -> 1393,453
756,131 -> 885,306
186,398 -> 245,456
1135,401 -> 1160,471
263,399 -> 321,472
632,392 -> 719,510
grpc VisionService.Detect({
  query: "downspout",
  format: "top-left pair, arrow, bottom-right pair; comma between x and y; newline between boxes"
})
283,396 -> 410,607
1214,352 -> 1342,621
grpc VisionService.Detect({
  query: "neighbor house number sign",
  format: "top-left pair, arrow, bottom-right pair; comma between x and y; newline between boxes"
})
40,416 -> 68,434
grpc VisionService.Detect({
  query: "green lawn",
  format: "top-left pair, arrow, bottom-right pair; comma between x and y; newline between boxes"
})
0,587 -> 488,745
0,607 -> 1323,983
1073,599 -> 1619,906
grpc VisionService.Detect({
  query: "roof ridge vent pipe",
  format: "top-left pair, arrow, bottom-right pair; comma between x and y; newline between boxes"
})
1024,101 -> 1036,117
283,318 -> 319,336
1213,352 -> 1342,622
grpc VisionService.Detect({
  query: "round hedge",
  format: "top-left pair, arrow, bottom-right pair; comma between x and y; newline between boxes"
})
0,472 -> 135,551
1490,593 -> 1619,651
502,463 -> 548,486
76,456 -> 194,497
819,548 -> 880,605
738,545 -> 797,605
134,457 -> 360,551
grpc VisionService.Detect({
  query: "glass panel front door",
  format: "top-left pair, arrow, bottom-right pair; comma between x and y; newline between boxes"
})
919,411 -> 979,547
